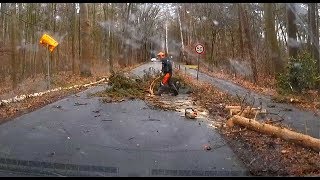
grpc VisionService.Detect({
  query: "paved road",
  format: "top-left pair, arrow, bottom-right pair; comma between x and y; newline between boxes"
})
183,66 -> 320,139
0,62 -> 247,177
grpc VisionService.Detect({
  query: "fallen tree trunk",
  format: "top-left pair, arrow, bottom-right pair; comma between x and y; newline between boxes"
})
225,105 -> 267,118
230,108 -> 267,116
225,105 -> 261,111
227,115 -> 320,152
225,105 -> 244,109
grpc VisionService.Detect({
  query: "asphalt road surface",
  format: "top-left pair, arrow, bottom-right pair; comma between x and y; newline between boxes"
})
0,62 -> 247,177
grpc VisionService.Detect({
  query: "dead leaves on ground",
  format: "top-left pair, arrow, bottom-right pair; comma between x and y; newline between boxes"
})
0,72 -> 105,123
199,67 -> 320,113
0,88 -> 80,123
200,67 -> 277,96
176,69 -> 320,176
223,126 -> 320,176
272,93 -> 320,113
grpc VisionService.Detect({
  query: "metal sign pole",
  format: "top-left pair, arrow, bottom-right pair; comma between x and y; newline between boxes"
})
195,43 -> 204,81
197,54 -> 200,81
39,34 -> 58,90
47,46 -> 50,90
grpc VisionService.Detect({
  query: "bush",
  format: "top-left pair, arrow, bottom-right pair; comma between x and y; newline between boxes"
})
276,52 -> 320,94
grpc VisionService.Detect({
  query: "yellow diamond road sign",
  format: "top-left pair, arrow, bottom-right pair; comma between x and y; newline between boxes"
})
40,34 -> 59,52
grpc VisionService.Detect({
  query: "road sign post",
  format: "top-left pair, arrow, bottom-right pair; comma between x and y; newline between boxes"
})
197,54 -> 200,80
39,34 -> 59,90
195,44 -> 204,81
47,46 -> 50,90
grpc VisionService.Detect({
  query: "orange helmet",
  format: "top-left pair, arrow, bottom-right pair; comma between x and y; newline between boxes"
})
157,52 -> 165,59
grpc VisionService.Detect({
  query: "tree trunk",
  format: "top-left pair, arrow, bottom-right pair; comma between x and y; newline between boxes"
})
1,3 -> 7,43
177,5 -> 185,61
287,3 -> 298,59
227,115 -> 320,152
210,29 -> 219,68
264,3 -> 283,76
17,3 -> 23,82
71,3 -> 76,74
241,4 -> 258,84
119,3 -> 132,67
230,29 -> 235,58
307,3 -> 312,54
279,21 -> 288,48
10,3 -> 17,89
92,3 -> 96,62
52,3 -> 57,73
109,3 -> 114,73
165,21 -> 168,56
310,3 -> 320,75
238,4 -> 244,60
79,3 -> 92,77
317,3 -> 320,77
103,3 -> 109,70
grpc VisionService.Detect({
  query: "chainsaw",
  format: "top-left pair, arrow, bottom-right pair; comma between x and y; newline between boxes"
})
185,107 -> 197,119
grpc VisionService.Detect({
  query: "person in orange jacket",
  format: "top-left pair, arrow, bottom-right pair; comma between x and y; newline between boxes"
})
156,52 -> 179,96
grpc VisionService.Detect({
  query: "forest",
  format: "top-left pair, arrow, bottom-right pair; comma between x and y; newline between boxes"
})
0,3 -> 320,176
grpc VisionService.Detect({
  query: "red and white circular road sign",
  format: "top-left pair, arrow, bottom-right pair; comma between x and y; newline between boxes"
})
195,44 -> 204,54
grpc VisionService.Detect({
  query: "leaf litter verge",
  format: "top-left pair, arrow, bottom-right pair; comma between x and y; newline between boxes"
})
175,70 -> 320,176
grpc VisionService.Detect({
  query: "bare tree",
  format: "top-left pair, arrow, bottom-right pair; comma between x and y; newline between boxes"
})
79,3 -> 92,77
10,3 -> 17,88
309,3 -> 319,72
264,3 -> 283,76
241,4 -> 258,83
287,3 -> 298,59
176,5 -> 185,63
71,3 -> 77,74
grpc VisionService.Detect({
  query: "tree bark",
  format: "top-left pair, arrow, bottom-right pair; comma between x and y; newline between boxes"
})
241,4 -> 258,84
227,115 -> 320,152
71,3 -> 76,74
1,3 -> 7,43
79,3 -> 92,77
264,3 -> 283,76
10,3 -> 17,89
307,3 -> 312,54
119,3 -> 132,67
287,3 -> 298,59
230,29 -> 235,58
109,3 -> 114,73
238,4 -> 244,60
53,3 -> 57,73
92,3 -> 96,65
310,3 -> 319,74
177,5 -> 186,62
